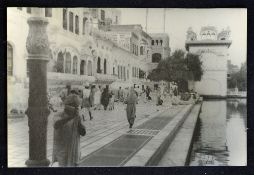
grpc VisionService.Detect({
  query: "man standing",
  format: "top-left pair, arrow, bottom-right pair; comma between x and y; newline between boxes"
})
126,86 -> 138,129
82,83 -> 93,120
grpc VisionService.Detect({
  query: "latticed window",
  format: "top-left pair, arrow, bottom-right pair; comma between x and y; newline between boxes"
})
7,43 -> 13,76
72,56 -> 78,74
75,15 -> 79,35
63,9 -> 67,30
69,12 -> 74,32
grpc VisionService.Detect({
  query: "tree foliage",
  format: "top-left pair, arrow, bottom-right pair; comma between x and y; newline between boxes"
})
147,49 -> 203,83
228,61 -> 247,91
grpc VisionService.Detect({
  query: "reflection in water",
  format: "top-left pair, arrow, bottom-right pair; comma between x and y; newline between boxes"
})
189,99 -> 247,166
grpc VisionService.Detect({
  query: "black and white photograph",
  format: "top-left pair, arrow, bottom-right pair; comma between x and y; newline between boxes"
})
7,8 -> 247,167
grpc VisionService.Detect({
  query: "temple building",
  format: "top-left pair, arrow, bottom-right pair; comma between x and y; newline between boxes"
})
185,26 -> 232,98
7,8 -> 166,113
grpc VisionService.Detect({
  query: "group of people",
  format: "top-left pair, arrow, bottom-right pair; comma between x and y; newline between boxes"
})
52,83 -> 139,167
50,81 -> 199,167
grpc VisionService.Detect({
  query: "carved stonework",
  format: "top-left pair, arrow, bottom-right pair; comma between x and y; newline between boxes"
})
26,17 -> 49,59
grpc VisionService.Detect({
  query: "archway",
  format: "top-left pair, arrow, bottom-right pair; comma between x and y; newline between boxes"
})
152,53 -> 162,63
88,60 -> 92,76
104,59 -> 107,74
65,52 -> 71,73
72,56 -> 78,74
56,52 -> 64,73
97,57 -> 101,73
80,60 -> 86,75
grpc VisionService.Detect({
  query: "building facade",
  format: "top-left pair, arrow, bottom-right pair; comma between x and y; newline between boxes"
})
7,8 -> 149,113
185,26 -> 232,98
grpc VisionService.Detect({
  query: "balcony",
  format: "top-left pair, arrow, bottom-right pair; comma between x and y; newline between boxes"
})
94,73 -> 118,84
47,72 -> 96,85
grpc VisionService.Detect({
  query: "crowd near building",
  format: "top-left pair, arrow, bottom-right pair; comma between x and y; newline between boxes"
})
7,8 -> 171,113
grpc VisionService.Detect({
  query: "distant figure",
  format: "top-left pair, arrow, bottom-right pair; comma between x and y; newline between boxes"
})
118,87 -> 124,102
146,86 -> 151,100
94,85 -> 102,110
52,90 -> 82,167
82,83 -> 93,120
126,87 -> 138,129
101,85 -> 110,110
108,89 -> 115,110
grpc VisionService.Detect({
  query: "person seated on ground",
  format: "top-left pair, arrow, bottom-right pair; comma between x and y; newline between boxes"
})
179,92 -> 195,105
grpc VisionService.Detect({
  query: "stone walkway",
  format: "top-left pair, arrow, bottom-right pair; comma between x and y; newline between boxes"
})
8,98 -> 172,167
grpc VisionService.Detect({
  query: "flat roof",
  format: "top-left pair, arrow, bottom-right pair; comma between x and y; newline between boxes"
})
185,40 -> 232,51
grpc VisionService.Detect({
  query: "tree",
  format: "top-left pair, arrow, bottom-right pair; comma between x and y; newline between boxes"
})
228,61 -> 246,91
147,49 -> 203,92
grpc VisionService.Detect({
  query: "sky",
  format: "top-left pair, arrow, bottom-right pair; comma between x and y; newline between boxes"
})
119,8 -> 247,67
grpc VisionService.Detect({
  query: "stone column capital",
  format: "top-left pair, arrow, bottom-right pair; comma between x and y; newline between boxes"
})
26,17 -> 49,61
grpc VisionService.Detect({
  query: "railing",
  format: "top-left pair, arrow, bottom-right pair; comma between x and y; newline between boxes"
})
47,72 -> 96,84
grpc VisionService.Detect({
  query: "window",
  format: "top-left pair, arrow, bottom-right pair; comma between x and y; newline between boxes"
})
7,43 -> 13,76
101,10 -> 105,21
151,40 -> 154,45
72,56 -> 78,74
140,46 -> 143,55
65,52 -> 71,73
45,8 -> 52,17
127,69 -> 129,79
56,52 -> 64,73
152,53 -> 162,63
63,9 -> 67,30
80,60 -> 86,75
160,40 -> 163,46
123,67 -> 126,80
75,15 -> 79,35
104,59 -> 107,74
69,12 -> 74,32
27,8 -> 31,14
113,67 -> 115,75
88,60 -> 92,76
156,40 -> 158,45
82,17 -> 88,35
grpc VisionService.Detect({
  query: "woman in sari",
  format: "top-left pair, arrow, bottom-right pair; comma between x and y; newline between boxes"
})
125,87 -> 138,129
52,90 -> 82,167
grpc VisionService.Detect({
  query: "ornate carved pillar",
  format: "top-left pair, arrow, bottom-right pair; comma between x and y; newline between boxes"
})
25,8 -> 50,167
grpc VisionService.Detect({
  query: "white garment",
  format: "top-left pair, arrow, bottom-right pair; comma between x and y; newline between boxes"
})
94,90 -> 101,105
83,89 -> 90,99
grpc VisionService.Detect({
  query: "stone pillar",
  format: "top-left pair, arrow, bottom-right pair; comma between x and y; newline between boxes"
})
25,8 -> 50,167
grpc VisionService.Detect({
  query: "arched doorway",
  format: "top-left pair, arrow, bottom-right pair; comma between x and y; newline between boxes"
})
7,42 -> 13,76
80,60 -> 86,75
152,53 -> 162,63
104,59 -> 107,74
88,60 -> 92,76
72,56 -> 78,74
56,52 -> 64,73
65,52 -> 71,73
97,57 -> 101,73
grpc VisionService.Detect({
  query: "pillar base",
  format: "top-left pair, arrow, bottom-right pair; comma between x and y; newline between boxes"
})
25,158 -> 50,167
